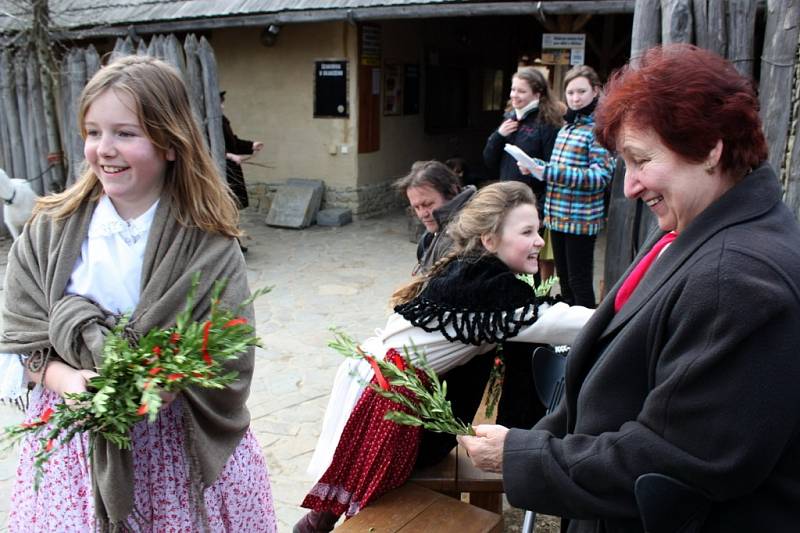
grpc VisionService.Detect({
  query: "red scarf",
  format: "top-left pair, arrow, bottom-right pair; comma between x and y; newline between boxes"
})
614,232 -> 678,312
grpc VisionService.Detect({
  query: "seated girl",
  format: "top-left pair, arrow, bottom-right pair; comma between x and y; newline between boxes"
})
295,181 -> 594,532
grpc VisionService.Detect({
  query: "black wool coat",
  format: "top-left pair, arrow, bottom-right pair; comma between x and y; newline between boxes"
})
503,163 -> 800,532
483,108 -> 559,211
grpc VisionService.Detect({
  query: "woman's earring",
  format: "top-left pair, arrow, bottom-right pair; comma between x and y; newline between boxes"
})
705,162 -> 715,175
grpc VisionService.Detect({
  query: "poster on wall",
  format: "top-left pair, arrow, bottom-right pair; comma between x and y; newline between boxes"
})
383,63 -> 402,115
542,33 -> 586,66
361,25 -> 381,66
403,64 -> 419,115
314,60 -> 348,117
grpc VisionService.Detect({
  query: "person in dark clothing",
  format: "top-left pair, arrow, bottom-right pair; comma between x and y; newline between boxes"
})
393,160 -> 487,466
482,67 -> 562,218
483,68 -> 564,431
460,44 -> 800,533
220,91 -> 263,210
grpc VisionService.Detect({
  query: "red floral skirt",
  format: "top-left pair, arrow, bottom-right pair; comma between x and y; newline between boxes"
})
301,374 -> 423,517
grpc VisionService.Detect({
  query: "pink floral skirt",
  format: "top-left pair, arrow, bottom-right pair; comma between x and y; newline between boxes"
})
9,388 -> 277,532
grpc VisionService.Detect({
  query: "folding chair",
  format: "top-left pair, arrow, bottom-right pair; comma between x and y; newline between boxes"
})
635,473 -> 710,533
521,345 -> 569,533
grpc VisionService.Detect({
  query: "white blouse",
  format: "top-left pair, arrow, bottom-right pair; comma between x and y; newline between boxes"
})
0,196 -> 158,401
306,301 -> 594,479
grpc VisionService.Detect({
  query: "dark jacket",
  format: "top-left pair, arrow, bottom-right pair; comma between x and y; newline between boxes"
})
412,184 -> 482,467
483,107 -> 560,210
415,185 -> 476,274
503,163 -> 800,532
222,115 -> 255,209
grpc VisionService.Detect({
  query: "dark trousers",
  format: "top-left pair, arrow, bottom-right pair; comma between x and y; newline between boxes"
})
415,350 -> 494,468
550,230 -> 597,308
496,342 -> 547,429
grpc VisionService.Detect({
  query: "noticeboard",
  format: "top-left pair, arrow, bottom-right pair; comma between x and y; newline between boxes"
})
314,60 -> 348,118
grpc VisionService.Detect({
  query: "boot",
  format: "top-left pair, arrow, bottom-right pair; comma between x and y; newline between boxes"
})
292,510 -> 339,533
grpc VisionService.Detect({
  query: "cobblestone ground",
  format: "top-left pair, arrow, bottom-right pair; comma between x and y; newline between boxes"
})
0,210 -> 593,532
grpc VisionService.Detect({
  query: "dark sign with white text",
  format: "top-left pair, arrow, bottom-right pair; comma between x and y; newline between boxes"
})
314,61 -> 348,118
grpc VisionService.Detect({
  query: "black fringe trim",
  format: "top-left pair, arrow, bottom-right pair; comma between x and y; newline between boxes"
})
395,297 -> 542,346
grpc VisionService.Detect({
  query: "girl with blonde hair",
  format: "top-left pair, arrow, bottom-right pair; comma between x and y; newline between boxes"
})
0,55 -> 276,532
296,181 -> 592,532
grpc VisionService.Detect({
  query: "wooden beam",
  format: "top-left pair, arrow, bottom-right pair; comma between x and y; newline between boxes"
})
630,0 -> 661,64
692,0 -> 727,57
53,2 -> 636,39
727,0 -> 757,78
760,0 -> 800,180
661,0 -> 693,43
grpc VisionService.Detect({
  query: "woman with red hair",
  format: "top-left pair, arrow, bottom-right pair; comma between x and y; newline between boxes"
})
459,44 -> 800,532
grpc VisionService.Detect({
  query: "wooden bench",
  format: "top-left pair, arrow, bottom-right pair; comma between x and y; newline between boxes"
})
410,444 -> 504,515
336,482 -> 502,532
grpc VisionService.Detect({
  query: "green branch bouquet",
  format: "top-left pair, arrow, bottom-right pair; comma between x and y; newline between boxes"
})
3,273 -> 270,488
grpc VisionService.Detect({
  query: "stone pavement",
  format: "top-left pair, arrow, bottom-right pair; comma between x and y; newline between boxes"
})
0,210 -> 417,532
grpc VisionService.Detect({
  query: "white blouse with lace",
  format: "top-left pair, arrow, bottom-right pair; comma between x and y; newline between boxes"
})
0,195 -> 159,402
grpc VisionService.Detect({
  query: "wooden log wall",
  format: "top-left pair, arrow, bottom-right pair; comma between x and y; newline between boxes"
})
604,0 -> 800,292
1,33 -> 223,195
785,33 -> 800,220
54,34 -> 225,186
760,0 -> 800,175
0,48 -> 61,195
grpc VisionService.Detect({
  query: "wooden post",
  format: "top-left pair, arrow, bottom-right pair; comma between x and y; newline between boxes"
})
0,50 -> 26,181
631,0 -> 661,64
29,0 -> 66,192
146,34 -> 160,58
759,0 -> 800,177
0,96 -> 11,172
198,37 -> 226,180
85,45 -> 100,78
112,36 -> 135,60
726,0 -> 757,78
27,56 -> 47,195
183,34 -> 206,128
785,29 -> 800,219
692,0 -> 727,57
15,55 -> 39,183
165,34 -> 187,77
661,0 -> 693,43
67,49 -> 87,184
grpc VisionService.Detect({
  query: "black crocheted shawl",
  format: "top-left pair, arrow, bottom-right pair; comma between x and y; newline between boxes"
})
394,255 -> 546,346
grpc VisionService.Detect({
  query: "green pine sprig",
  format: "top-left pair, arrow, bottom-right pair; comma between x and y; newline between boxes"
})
329,329 -> 474,436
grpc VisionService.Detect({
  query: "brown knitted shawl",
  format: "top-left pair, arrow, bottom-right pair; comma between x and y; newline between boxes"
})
0,193 -> 254,530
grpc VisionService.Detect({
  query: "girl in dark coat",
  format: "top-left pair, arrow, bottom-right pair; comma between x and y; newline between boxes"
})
483,67 -> 564,430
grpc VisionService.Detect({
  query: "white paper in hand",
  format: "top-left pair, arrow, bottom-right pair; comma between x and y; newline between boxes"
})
504,144 -> 545,180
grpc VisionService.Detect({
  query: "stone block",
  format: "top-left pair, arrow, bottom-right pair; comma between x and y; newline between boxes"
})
266,179 -> 325,228
317,207 -> 352,227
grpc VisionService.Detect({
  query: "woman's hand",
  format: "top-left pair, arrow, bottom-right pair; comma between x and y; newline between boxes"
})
34,360 -> 99,404
457,424 -> 509,473
159,390 -> 178,410
518,161 -> 546,180
498,119 -> 518,137
252,141 -> 264,152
